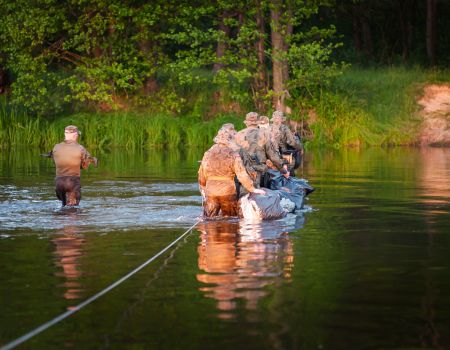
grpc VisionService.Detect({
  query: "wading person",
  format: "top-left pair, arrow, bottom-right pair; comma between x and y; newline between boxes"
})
50,125 -> 97,207
236,112 -> 289,188
198,129 -> 264,218
271,110 -> 303,173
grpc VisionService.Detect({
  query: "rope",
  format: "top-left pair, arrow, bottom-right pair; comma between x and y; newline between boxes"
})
0,220 -> 201,350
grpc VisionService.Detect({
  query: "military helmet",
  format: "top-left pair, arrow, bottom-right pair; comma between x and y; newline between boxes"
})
259,116 -> 269,125
244,112 -> 259,126
271,110 -> 285,122
213,128 -> 232,145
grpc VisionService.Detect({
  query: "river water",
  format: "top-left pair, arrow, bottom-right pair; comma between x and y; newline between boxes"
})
0,147 -> 449,349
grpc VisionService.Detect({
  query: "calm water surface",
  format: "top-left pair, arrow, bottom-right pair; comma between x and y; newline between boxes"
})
0,147 -> 449,350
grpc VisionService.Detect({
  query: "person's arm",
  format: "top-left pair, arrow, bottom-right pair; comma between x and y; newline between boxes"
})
198,163 -> 207,188
284,127 -> 302,151
81,147 -> 98,169
233,155 -> 266,194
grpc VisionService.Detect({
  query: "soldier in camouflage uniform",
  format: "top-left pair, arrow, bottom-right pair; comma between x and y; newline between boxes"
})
235,112 -> 289,187
198,129 -> 265,218
271,111 -> 303,172
218,123 -> 260,196
50,125 -> 97,207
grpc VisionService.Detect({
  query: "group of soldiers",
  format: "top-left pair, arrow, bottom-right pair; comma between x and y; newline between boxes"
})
198,110 -> 303,218
48,111 -> 301,217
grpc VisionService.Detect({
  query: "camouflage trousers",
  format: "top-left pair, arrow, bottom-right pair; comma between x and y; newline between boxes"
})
55,176 -> 81,206
203,194 -> 238,218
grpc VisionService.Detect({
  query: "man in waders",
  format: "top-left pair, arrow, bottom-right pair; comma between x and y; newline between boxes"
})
236,112 -> 288,188
198,129 -> 265,218
51,125 -> 97,207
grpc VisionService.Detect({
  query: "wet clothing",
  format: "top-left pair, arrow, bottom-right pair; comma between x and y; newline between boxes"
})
198,143 -> 256,218
203,194 -> 239,217
55,176 -> 81,206
51,140 -> 91,206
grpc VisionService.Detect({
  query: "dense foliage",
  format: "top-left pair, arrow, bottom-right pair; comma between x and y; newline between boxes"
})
0,0 -> 341,115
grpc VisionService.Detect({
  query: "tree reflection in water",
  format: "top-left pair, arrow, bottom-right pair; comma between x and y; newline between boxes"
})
197,215 -> 304,320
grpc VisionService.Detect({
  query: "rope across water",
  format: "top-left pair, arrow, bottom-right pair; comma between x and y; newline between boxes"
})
0,220 -> 201,350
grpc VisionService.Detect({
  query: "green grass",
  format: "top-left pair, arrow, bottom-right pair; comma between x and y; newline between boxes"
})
306,66 -> 450,147
2,66 -> 449,149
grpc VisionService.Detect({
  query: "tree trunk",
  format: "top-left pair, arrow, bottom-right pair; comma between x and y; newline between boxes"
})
253,1 -> 267,111
282,1 -> 293,84
213,10 -> 231,72
426,0 -> 437,66
361,13 -> 373,59
138,38 -> 159,94
271,0 -> 285,111
351,5 -> 363,62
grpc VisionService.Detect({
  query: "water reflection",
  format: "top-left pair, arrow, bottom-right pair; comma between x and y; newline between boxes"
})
196,215 -> 304,320
419,147 -> 450,211
418,147 -> 449,350
52,219 -> 85,305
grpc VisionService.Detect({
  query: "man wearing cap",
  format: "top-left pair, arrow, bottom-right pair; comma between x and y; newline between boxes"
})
235,112 -> 288,187
50,125 -> 97,207
271,110 -> 303,172
198,128 -> 265,218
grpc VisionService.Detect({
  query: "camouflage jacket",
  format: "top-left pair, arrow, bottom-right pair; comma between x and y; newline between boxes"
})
198,144 -> 255,197
235,126 -> 285,171
272,124 -> 302,153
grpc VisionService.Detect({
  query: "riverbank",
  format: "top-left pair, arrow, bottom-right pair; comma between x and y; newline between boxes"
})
1,67 -> 449,150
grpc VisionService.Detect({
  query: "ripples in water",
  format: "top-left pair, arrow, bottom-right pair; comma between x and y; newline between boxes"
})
0,181 -> 203,233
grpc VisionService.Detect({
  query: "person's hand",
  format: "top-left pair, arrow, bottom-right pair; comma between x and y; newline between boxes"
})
253,188 -> 266,195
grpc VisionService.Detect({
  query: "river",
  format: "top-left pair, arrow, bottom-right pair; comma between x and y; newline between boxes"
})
0,146 -> 449,349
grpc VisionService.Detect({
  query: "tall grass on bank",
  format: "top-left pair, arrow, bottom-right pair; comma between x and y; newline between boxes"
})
0,101 -> 245,150
313,66 -> 450,147
2,67 -> 449,149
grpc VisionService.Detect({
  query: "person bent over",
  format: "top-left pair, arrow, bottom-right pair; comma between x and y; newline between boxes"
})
198,129 -> 264,218
50,125 -> 97,207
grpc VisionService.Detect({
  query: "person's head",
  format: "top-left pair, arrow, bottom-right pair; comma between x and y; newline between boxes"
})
258,116 -> 269,129
64,125 -> 80,141
271,110 -> 284,125
213,128 -> 232,145
244,112 -> 259,127
220,123 -> 237,138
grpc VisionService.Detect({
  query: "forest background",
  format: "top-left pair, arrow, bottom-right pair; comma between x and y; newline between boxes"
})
0,0 -> 449,150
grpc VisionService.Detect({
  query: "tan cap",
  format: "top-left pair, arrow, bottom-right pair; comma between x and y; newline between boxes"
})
271,110 -> 285,122
244,112 -> 259,126
64,125 -> 81,135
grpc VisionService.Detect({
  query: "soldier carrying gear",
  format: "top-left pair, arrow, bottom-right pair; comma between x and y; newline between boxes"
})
236,112 -> 289,188
198,128 -> 265,218
48,125 -> 97,207
271,110 -> 303,172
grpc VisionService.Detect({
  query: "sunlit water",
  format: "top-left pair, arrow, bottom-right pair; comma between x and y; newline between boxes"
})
1,146 -> 449,349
